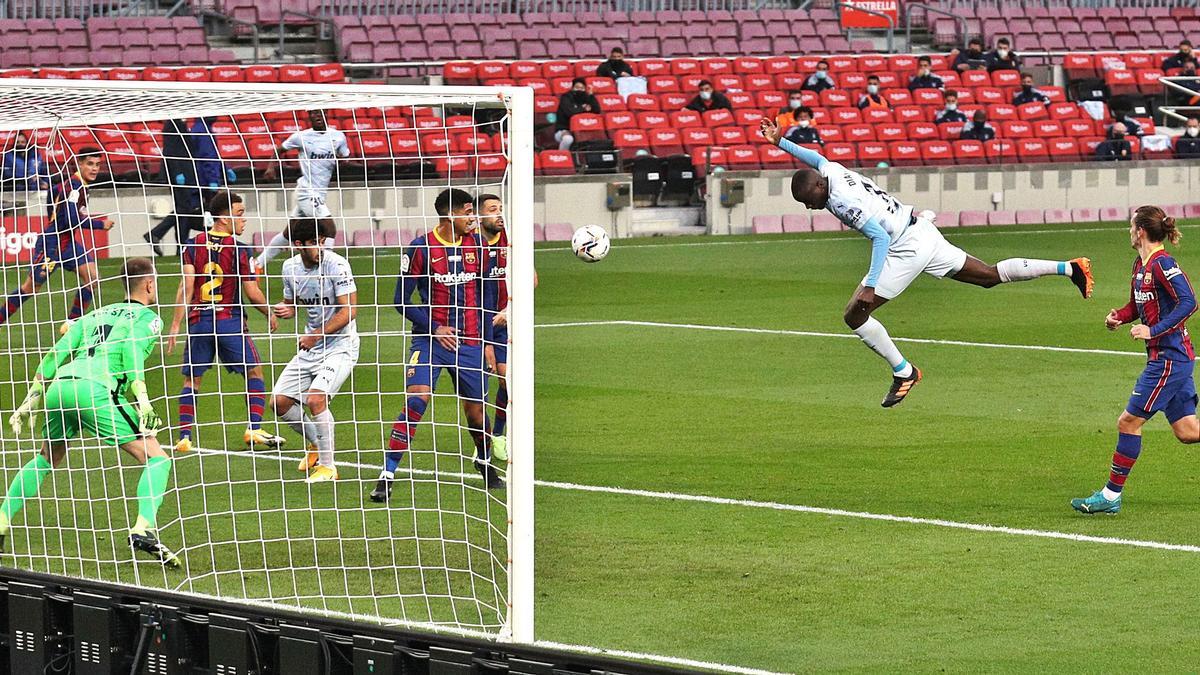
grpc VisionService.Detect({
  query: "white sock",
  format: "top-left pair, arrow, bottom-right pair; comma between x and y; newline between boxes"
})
257,231 -> 290,268
854,317 -> 913,378
1101,487 -> 1121,501
996,259 -> 1068,283
313,409 -> 335,468
279,406 -> 319,445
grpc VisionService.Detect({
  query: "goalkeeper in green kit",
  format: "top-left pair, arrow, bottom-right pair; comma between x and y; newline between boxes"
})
2,257 -> 179,568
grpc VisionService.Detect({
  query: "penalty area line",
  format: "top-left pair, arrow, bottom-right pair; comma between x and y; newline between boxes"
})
535,319 -> 1146,358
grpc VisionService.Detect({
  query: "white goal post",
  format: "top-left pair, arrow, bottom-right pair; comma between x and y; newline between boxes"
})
0,78 -> 535,643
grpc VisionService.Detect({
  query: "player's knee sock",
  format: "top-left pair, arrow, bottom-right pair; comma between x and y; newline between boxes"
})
386,397 -> 428,473
996,259 -> 1070,283
0,455 -> 52,535
257,232 -> 290,268
853,317 -> 913,378
1103,433 -> 1142,500
131,456 -> 172,535
492,385 -> 508,437
68,286 -> 94,320
279,406 -> 319,445
177,387 -> 196,440
246,378 -> 266,429
312,410 -> 335,468
0,289 -> 30,325
468,419 -> 491,463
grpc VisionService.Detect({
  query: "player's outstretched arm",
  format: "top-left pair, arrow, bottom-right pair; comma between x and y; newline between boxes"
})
759,117 -> 827,169
860,218 -> 893,293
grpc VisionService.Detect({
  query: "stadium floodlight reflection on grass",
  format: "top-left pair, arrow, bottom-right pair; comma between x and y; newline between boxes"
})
0,78 -> 535,642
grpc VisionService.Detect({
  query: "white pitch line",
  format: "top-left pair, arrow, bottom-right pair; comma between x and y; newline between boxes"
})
533,641 -> 787,675
536,319 -> 1146,358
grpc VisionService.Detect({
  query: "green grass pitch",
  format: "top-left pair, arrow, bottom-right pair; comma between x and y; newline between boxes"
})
4,221 -> 1200,672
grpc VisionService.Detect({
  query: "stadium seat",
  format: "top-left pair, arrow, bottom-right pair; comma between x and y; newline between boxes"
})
758,144 -> 794,169
649,128 -> 684,156
1043,208 -> 1072,224
714,127 -> 747,145
1018,139 -> 1050,162
958,210 -> 988,227
934,211 -> 959,228
781,213 -> 811,233
987,210 -> 1016,226
920,140 -> 954,165
612,129 -> 650,159
703,108 -> 735,128
1100,206 -> 1128,221
604,111 -> 638,131
1071,207 -> 1099,223
888,141 -> 921,167
1186,204 -> 1200,219
907,122 -> 939,140
721,145 -> 758,169
537,149 -> 576,175
1048,137 -> 1082,161
985,139 -> 1019,163
670,110 -> 703,128
691,146 -> 726,170
822,143 -> 855,165
842,124 -> 874,143
1016,209 -> 1044,225
543,223 -> 575,241
569,113 -> 606,142
953,140 -> 985,164
752,215 -> 783,234
857,143 -> 889,166
1001,121 -> 1033,138
812,212 -> 842,231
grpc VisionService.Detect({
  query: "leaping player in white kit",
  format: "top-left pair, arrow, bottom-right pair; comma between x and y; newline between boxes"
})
258,110 -> 350,270
760,118 -> 1095,408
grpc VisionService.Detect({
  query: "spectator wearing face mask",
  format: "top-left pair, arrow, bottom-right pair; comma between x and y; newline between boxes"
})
685,80 -> 732,113
1096,123 -> 1133,161
775,90 -> 807,131
802,60 -> 836,93
857,75 -> 891,110
1013,73 -> 1051,106
596,46 -> 634,80
953,38 -> 988,72
960,110 -> 996,142
554,78 -> 601,150
1169,58 -> 1200,106
986,38 -> 1020,73
783,106 -> 822,146
934,90 -> 968,124
908,56 -> 944,91
1,131 -> 48,191
1176,118 -> 1200,158
1164,40 -> 1194,72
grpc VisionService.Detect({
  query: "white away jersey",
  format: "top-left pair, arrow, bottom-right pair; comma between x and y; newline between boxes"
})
282,250 -> 359,353
820,161 -> 913,238
281,128 -> 351,200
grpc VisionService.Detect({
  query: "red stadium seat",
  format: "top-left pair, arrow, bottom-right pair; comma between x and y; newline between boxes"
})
604,111 -> 637,131
907,122 -> 939,140
356,133 -> 391,167
1137,69 -> 1164,94
759,143 -> 795,168
542,60 -> 572,79
888,54 -> 917,72
1047,137 -> 1081,161
279,64 -> 312,83
681,127 -> 714,151
691,146 -> 726,170
311,63 -> 344,83
1033,120 -> 1063,138
733,57 -> 763,74
517,78 -> 550,95
649,128 -> 684,156
863,108 -> 894,124
1048,102 -> 1081,120
728,92 -> 755,109
106,67 -> 140,81
920,140 -> 954,165
626,94 -> 659,111
1018,138 -> 1051,162
670,110 -> 703,128
831,107 -> 862,125
859,55 -> 887,73
885,89 -> 913,106
477,154 -> 507,177
637,59 -> 669,77
648,75 -> 680,93
659,92 -> 690,109
726,144 -> 760,169
756,91 -> 786,109
243,65 -> 278,82
549,78 -> 572,95
975,87 -> 1006,104
573,60 -> 602,78
763,56 -> 793,74
824,143 -> 857,165
638,111 -> 671,129
1064,53 -> 1098,79
935,70 -> 961,88
534,96 -> 558,115
568,113 -> 605,141
714,75 -> 743,91
816,126 -> 841,143
1104,68 -> 1139,95
477,61 -> 509,80
985,139 -> 1019,163
70,68 -> 105,80
744,74 -> 775,91
858,142 -> 889,165
828,56 -> 856,72
894,105 -> 927,123
819,90 -> 852,107
843,124 -> 875,142
961,71 -> 991,87
537,149 -> 575,175
702,58 -> 733,75
510,61 -> 540,79
876,123 -> 906,141
913,89 -> 944,106
1017,102 -> 1049,121
1001,121 -> 1033,138
889,141 -> 921,166
703,108 -> 735,128
714,126 -> 747,145
734,109 -> 764,126
1062,118 -> 1096,137
612,128 -> 649,159
417,132 -> 452,156
797,56 -> 822,72
244,134 -> 276,163
142,67 -> 174,82
841,72 -> 867,91
671,58 -> 702,76
387,131 -> 419,160
679,75 -> 704,91
596,93 -> 625,111
434,155 -> 475,178
953,139 -> 985,163
988,104 -> 1018,121
775,73 -> 806,91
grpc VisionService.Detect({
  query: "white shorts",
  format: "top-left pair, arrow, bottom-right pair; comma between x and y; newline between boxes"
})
863,218 -> 967,300
291,193 -> 332,219
273,346 -> 358,401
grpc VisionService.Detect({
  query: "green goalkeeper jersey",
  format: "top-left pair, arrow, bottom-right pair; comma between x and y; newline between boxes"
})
36,301 -> 162,394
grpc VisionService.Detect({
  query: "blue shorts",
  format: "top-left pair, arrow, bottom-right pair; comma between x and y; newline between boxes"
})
30,235 -> 93,284
405,337 -> 488,401
182,316 -> 261,377
1127,359 -> 1197,423
490,326 -> 508,365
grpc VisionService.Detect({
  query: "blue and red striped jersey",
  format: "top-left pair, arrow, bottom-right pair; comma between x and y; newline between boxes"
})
45,172 -> 105,239
181,230 -> 254,325
482,228 -> 509,316
396,229 -> 488,345
1115,248 -> 1197,361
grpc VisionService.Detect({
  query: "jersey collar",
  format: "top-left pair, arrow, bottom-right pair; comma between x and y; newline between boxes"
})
486,231 -> 504,246
432,228 -> 461,247
72,171 -> 86,186
1142,244 -> 1166,264
208,229 -> 232,238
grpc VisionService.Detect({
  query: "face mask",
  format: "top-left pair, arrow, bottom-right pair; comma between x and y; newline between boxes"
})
918,68 -> 930,76
798,119 -> 810,128
998,49 -> 1009,57
974,118 -> 986,125
945,102 -> 957,111
867,84 -> 879,95
969,47 -> 981,56
817,70 -> 828,79
1022,84 -> 1033,92
699,90 -> 712,101
1189,127 -> 1199,137
572,90 -> 587,101
788,99 -> 802,110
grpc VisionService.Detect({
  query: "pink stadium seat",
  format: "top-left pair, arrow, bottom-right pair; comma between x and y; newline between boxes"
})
1185,204 -> 1200,219
1163,204 -> 1186,219
543,223 -> 575,241
812,212 -> 841,232
959,210 -> 988,227
1015,209 -> 1043,225
1099,206 -> 1127,222
1071,207 -> 1099,223
1043,209 -> 1072,224
751,215 -> 783,234
988,210 -> 1016,226
934,211 -> 958,228
781,213 -> 811,233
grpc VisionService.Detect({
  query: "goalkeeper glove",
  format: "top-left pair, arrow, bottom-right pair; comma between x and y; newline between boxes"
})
128,381 -> 162,436
9,380 -> 44,435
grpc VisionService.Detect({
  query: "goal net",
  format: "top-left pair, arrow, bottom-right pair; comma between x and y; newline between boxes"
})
0,78 -> 534,642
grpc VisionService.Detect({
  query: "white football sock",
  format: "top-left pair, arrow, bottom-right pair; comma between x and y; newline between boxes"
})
279,405 -> 319,445
257,231 -> 290,268
996,259 -> 1068,283
854,317 -> 913,378
1102,487 -> 1122,501
312,409 -> 336,468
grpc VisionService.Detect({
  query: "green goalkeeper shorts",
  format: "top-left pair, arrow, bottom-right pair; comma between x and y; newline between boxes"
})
42,378 -> 142,446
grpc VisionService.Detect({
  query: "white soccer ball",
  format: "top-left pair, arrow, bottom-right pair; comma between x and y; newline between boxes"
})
571,225 -> 610,263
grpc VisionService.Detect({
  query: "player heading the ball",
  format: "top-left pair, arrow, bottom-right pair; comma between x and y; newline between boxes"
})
373,188 -> 503,502
3,258 -> 180,567
165,191 -> 284,453
1073,206 -> 1200,514
257,110 -> 350,271
760,117 -> 1094,408
270,216 -> 359,483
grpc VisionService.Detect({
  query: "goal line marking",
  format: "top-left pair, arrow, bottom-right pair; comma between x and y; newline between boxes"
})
535,319 -> 1147,358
